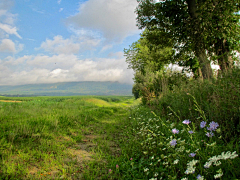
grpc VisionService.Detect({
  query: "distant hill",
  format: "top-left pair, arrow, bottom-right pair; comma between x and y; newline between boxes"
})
0,81 -> 133,96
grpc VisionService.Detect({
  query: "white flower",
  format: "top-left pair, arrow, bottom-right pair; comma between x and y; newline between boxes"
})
173,159 -> 179,164
214,168 -> 223,179
144,168 -> 149,172
214,161 -> 222,166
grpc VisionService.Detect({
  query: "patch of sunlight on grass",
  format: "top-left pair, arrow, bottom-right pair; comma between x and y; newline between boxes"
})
0,100 -> 22,103
101,120 -> 116,124
84,98 -> 111,107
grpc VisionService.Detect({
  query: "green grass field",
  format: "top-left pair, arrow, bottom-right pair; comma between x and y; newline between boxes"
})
0,92 -> 239,180
0,96 -> 139,180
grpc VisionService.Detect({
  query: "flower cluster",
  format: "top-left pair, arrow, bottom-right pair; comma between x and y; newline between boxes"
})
204,151 -> 238,169
200,121 -> 219,137
184,159 -> 199,175
124,106 -> 239,180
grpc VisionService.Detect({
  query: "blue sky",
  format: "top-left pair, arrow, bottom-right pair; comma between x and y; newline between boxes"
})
0,0 -> 141,85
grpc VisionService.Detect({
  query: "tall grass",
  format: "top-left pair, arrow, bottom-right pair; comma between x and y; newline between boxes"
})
105,69 -> 240,179
148,68 -> 240,141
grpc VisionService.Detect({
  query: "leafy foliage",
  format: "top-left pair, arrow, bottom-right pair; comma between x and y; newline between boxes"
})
135,0 -> 240,78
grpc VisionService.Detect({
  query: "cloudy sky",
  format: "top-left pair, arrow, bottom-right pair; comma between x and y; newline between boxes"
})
0,0 -> 140,85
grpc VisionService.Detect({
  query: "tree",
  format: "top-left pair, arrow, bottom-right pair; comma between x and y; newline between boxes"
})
124,29 -> 175,75
136,0 -> 240,78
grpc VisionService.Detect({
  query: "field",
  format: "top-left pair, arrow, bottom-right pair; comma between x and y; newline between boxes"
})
0,96 -> 139,179
0,88 -> 239,180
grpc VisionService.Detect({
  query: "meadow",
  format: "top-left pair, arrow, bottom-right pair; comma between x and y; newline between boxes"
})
0,68 -> 240,180
0,95 -> 139,179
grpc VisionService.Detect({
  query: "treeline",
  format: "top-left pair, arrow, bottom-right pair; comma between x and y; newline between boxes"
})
125,0 -> 240,105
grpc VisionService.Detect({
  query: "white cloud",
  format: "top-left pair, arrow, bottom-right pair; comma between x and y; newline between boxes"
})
0,23 -> 22,39
100,44 -> 113,52
57,0 -> 62,4
0,39 -> 23,53
59,8 -> 63,12
38,35 -> 101,54
67,0 -> 139,42
26,54 -> 78,69
0,39 -> 16,52
0,0 -> 20,39
0,53 -> 134,85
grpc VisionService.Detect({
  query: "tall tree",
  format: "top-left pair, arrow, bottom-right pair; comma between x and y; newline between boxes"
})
136,0 -> 240,78
124,29 -> 174,75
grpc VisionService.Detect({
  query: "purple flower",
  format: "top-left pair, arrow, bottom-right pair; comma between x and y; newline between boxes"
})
170,139 -> 177,147
200,121 -> 206,128
116,164 -> 119,168
109,169 -> 112,172
182,119 -> 191,125
189,153 -> 196,157
188,130 -> 194,134
172,128 -> 179,134
207,121 -> 219,131
206,132 -> 214,137
197,174 -> 203,179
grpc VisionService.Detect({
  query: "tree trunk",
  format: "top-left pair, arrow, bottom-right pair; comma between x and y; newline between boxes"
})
186,0 -> 213,79
195,48 -> 213,79
215,39 -> 233,72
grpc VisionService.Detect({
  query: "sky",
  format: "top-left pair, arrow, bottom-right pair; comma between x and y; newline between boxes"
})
0,0 -> 141,86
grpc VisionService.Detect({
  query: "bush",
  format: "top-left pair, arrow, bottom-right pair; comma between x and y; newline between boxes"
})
151,68 -> 240,141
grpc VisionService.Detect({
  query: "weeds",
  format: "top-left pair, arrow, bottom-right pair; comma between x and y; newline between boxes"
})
108,100 -> 239,179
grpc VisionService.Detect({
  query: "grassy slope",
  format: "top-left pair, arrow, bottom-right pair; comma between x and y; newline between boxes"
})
0,96 -> 139,180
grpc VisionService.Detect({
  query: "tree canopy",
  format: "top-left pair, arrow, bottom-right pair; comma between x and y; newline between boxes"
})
135,0 -> 240,79
124,29 -> 175,75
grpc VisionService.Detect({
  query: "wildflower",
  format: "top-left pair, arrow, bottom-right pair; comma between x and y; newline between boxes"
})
170,139 -> 177,147
109,169 -> 112,173
214,168 -> 223,179
182,119 -> 191,125
130,158 -> 133,161
144,168 -> 149,172
200,121 -> 206,128
197,174 -> 204,180
189,153 -> 196,157
154,172 -> 159,177
188,130 -> 194,134
172,128 -> 179,134
181,178 -> 188,180
214,161 -> 222,166
116,164 -> 119,168
207,121 -> 219,131
221,151 -> 238,160
206,132 -> 214,137
173,159 -> 179,164
185,159 -> 198,175
204,162 -> 211,168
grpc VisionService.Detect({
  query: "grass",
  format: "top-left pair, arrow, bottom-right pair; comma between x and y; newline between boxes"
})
107,98 -> 239,179
0,95 -> 139,179
0,70 -> 239,180
103,69 -> 240,180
